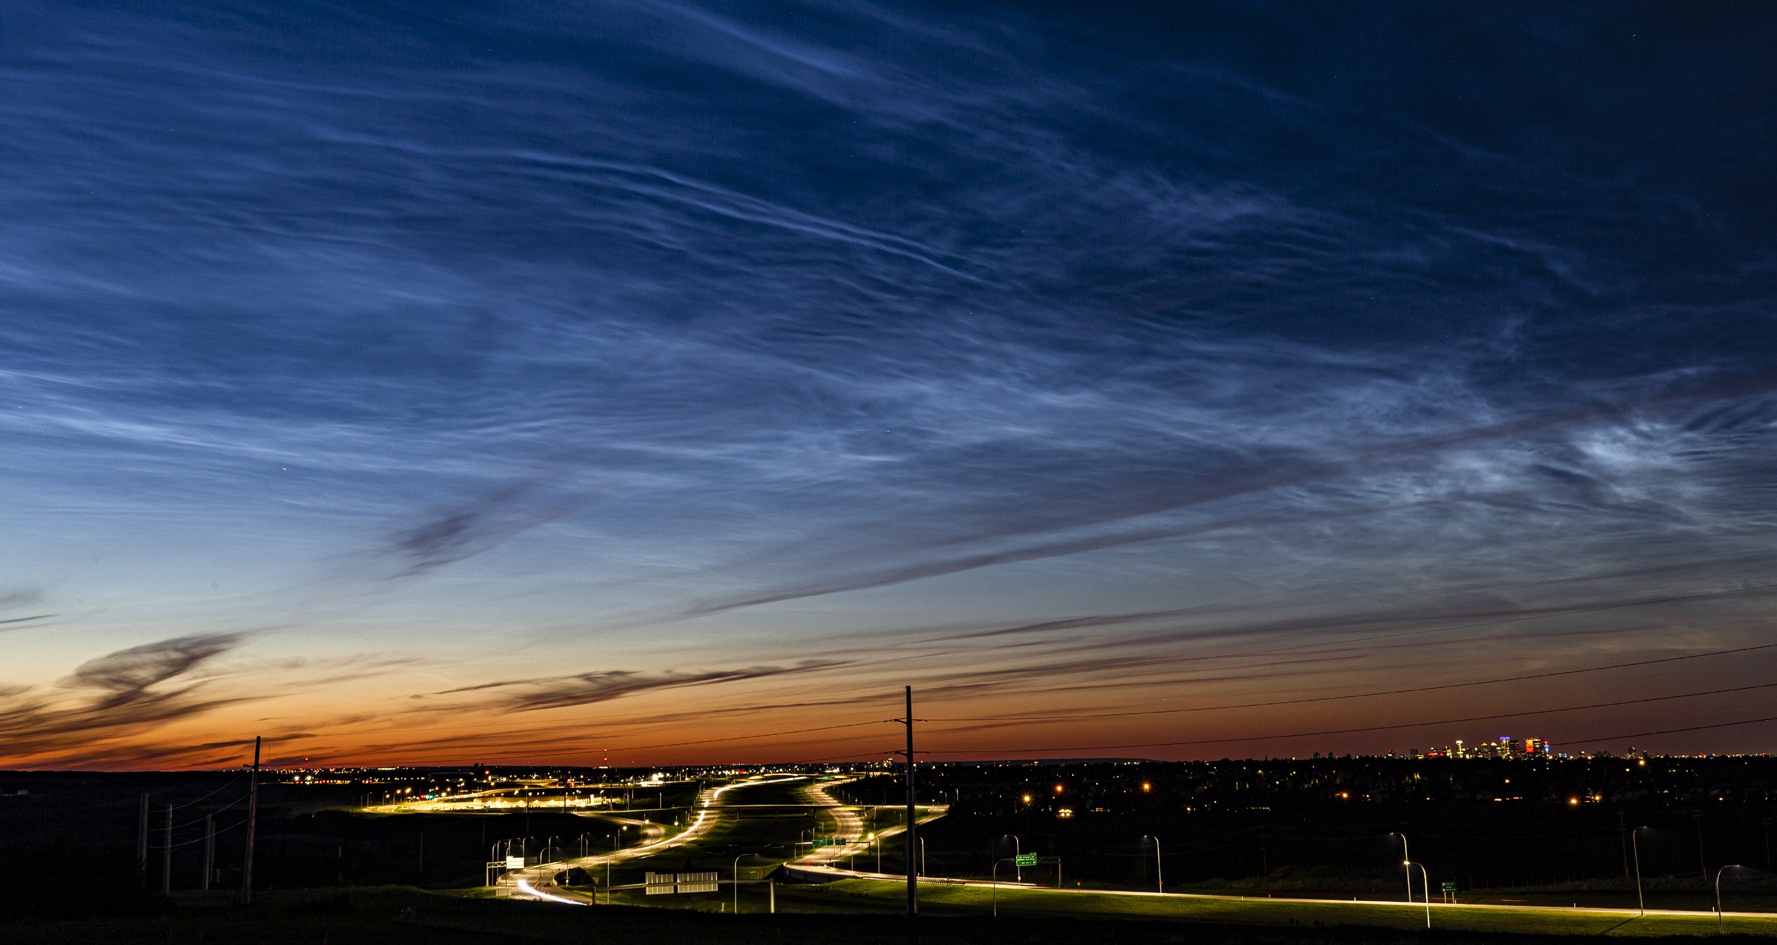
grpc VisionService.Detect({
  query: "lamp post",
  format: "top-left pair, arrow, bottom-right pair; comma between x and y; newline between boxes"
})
733,853 -> 767,914
1717,865 -> 1743,934
1632,826 -> 1648,916
1405,860 -> 1430,928
1390,833 -> 1411,903
991,856 -> 1011,917
1142,835 -> 1163,893
920,837 -> 927,877
1005,835 -> 1022,882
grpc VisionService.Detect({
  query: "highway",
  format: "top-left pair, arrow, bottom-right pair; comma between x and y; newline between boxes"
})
791,777 -> 947,873
486,776 -> 1775,934
499,775 -> 804,902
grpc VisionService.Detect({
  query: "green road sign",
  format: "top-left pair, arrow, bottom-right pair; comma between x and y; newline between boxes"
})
1015,853 -> 1037,866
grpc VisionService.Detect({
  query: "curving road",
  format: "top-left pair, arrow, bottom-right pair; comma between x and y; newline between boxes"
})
495,777 -> 1776,934
501,775 -> 805,902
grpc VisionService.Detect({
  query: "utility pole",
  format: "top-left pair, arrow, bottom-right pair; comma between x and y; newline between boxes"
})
242,736 -> 261,905
903,685 -> 917,916
137,793 -> 149,886
161,803 -> 173,896
203,815 -> 214,891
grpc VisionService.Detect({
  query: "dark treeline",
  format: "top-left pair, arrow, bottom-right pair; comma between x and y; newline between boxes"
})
834,756 -> 1777,897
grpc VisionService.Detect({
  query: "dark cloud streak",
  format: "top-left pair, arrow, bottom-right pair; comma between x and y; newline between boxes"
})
440,660 -> 849,712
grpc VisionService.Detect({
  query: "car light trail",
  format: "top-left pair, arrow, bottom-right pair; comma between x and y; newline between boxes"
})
515,878 -> 588,905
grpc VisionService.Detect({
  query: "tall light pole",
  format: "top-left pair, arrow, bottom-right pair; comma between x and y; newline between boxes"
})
1142,835 -> 1163,893
991,856 -> 1008,917
1390,833 -> 1411,903
1632,826 -> 1648,916
1405,860 -> 1430,928
732,853 -> 765,914
1005,835 -> 1021,882
1716,865 -> 1743,934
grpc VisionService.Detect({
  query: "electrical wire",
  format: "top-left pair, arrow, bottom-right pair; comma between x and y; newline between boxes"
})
167,774 -> 245,810
605,718 -> 897,753
145,818 -> 244,850
1122,580 -> 1777,668
919,641 -> 1777,724
169,793 -> 250,832
917,681 -> 1777,755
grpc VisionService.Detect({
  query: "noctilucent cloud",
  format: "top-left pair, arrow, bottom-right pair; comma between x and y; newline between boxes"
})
3,2 -> 1775,769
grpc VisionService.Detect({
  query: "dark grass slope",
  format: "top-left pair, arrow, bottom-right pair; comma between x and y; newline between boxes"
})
2,887 -> 1772,945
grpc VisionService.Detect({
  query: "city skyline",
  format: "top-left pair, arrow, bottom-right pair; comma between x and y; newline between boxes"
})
3,2 -> 1775,769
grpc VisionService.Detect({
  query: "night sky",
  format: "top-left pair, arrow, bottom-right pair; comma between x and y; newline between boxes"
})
4,2 -> 1775,769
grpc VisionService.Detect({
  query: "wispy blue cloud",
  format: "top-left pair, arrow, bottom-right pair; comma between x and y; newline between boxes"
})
2,0 -> 1773,764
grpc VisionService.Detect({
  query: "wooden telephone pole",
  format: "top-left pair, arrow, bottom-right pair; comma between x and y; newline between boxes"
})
242,736 -> 261,905
902,686 -> 917,916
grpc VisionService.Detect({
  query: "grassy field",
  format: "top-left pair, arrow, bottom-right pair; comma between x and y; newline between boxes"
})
11,884 -> 1777,945
797,875 -> 1777,938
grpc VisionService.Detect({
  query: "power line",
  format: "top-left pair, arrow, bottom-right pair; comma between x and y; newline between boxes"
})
605,718 -> 896,753
168,775 -> 245,810
172,793 -> 249,832
918,681 -> 1777,755
1566,714 -> 1777,746
147,819 -> 244,850
921,642 -> 1777,724
1087,580 -> 1777,673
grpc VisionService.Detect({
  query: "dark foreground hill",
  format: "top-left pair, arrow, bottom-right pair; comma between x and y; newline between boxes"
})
0,887 -> 1767,945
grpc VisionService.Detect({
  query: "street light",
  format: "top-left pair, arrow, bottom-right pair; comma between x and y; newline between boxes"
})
1716,865 -> 1744,934
1632,826 -> 1649,916
733,852 -> 769,914
1004,834 -> 1022,882
1390,833 -> 1411,903
1142,835 -> 1163,893
991,856 -> 1013,917
1404,860 -> 1430,928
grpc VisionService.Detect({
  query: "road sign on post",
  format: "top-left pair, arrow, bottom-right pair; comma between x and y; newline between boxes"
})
1015,853 -> 1037,867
